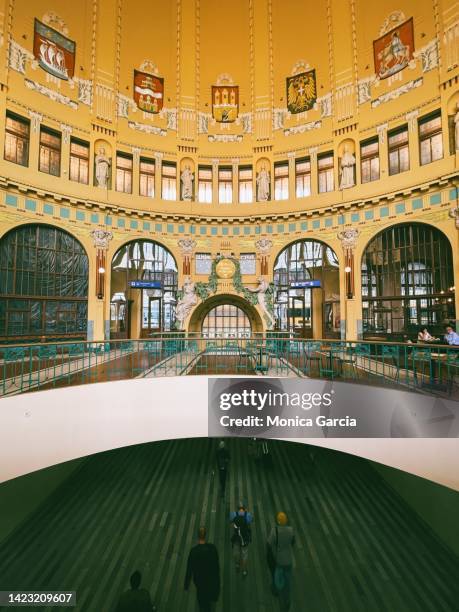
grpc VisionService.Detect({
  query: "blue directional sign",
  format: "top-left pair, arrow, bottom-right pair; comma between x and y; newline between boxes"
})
291,280 -> 322,289
129,280 -> 162,289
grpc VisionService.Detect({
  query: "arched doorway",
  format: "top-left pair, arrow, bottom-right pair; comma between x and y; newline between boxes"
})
273,239 -> 340,339
0,224 -> 89,341
110,240 -> 178,339
188,294 -> 263,338
361,223 -> 455,340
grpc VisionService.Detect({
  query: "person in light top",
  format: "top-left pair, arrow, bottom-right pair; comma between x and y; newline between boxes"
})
417,328 -> 439,343
444,325 -> 459,346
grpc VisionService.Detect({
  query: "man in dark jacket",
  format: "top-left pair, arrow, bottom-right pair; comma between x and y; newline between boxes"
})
184,526 -> 220,612
114,570 -> 155,612
216,440 -> 230,498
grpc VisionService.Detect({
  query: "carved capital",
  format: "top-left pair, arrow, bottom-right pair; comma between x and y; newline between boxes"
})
132,147 -> 141,164
28,111 -> 43,133
255,238 -> 273,256
91,230 -> 113,250
337,228 -> 359,254
308,146 -> 319,163
178,238 -> 197,256
60,124 -> 72,144
405,110 -> 419,132
449,206 -> 459,229
376,123 -> 388,144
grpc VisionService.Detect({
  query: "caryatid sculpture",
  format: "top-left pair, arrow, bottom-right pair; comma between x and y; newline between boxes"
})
246,277 -> 274,329
175,276 -> 198,328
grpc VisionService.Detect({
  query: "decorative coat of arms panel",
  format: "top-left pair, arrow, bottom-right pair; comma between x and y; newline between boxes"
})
134,70 -> 164,114
212,85 -> 239,123
33,19 -> 76,80
286,70 -> 317,114
373,18 -> 414,80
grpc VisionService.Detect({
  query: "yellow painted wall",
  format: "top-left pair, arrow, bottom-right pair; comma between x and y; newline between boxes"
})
0,1 -> 457,341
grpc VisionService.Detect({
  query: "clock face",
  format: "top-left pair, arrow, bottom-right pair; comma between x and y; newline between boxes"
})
216,258 -> 236,279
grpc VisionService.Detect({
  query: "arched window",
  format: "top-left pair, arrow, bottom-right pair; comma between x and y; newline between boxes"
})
0,224 -> 88,340
361,223 -> 455,338
274,239 -> 340,338
202,304 -> 251,339
110,240 -> 178,338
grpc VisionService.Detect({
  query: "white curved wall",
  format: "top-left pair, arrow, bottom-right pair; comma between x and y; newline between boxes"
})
1,377 -> 458,491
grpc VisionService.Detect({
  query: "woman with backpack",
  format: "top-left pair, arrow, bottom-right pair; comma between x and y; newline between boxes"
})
229,502 -> 253,577
267,511 -> 295,611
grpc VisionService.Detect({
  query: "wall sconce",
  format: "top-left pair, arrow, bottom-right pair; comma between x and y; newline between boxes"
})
96,250 -> 106,300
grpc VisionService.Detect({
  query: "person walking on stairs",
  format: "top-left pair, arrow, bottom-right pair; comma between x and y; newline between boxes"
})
184,526 -> 220,612
230,502 -> 253,577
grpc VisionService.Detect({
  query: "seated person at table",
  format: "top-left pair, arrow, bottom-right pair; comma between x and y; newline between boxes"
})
417,328 -> 439,343
444,325 -> 459,346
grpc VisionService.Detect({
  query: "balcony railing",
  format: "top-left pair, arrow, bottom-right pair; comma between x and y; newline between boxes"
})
1,335 -> 458,399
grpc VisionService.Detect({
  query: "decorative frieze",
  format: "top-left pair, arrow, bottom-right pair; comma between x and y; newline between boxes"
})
208,134 -> 243,143
413,39 -> 439,73
128,121 -> 167,137
159,107 -> 178,131
284,121 -> 321,136
197,112 -> 212,134
9,40 -> 35,74
357,76 -> 376,105
24,79 -> 78,109
371,78 -> 423,108
74,78 -> 92,106
318,93 -> 332,118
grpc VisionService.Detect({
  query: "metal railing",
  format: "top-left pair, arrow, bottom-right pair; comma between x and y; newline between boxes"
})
1,335 -> 458,399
